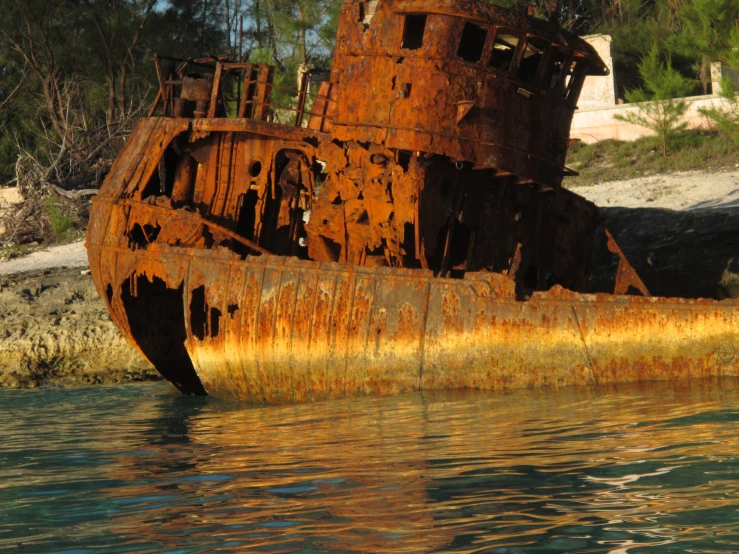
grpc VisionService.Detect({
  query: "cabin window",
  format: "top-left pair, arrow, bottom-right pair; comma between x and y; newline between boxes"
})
457,22 -> 488,63
518,38 -> 547,86
401,14 -> 427,50
544,48 -> 569,89
488,32 -> 519,71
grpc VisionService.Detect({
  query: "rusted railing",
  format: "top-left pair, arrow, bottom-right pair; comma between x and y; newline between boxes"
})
148,54 -> 335,130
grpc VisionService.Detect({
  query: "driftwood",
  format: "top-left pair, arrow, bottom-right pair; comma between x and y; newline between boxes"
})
0,155 -> 104,247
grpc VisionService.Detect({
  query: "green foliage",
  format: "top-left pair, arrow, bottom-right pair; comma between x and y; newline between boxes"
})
671,0 -> 739,62
686,17 -> 739,146
44,197 -> 72,242
565,130 -> 739,186
699,77 -> 739,146
614,47 -> 692,156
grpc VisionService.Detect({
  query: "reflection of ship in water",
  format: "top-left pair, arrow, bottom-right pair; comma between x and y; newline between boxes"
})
97,381 -> 739,551
86,0 -> 739,403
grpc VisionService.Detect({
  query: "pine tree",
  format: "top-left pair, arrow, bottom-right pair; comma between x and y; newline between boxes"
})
614,46 -> 692,156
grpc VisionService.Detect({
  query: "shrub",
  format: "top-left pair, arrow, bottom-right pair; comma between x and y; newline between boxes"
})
614,46 -> 692,156
44,197 -> 72,242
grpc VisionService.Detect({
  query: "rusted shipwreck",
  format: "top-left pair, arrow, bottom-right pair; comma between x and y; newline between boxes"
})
86,0 -> 739,403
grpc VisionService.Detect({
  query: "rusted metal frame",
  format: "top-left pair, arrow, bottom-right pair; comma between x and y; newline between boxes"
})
153,55 -> 168,117
208,62 -> 224,118
395,1 -> 607,65
193,54 -> 231,63
253,65 -> 274,121
476,24 -> 497,71
116,199 -> 270,255
316,83 -> 335,133
238,64 -> 257,118
605,228 -> 650,297
333,121 -> 571,175
295,70 -> 311,127
211,132 -> 235,223
553,54 -> 575,95
147,89 -> 163,118
534,44 -> 556,88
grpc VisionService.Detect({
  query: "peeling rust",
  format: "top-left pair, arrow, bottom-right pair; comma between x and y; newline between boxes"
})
87,0 -> 739,403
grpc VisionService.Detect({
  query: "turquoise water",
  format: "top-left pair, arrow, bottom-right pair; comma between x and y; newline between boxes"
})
1,380 -> 739,553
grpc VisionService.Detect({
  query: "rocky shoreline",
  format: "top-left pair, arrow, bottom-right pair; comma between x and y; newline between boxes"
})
0,266 -> 157,389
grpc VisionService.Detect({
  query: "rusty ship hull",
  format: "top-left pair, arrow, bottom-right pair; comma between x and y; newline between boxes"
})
87,229 -> 739,403
86,1 -> 739,402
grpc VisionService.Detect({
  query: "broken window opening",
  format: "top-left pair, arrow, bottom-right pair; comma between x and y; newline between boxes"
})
402,222 -> 421,268
401,14 -> 427,50
457,22 -> 488,63
140,172 -> 162,200
127,223 -> 162,248
235,189 -> 259,245
397,150 -> 412,172
142,147 -> 179,200
489,32 -> 519,71
518,38 -> 547,86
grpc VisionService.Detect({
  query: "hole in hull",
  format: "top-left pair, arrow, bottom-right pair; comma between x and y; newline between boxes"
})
121,275 -> 206,396
190,285 -> 222,339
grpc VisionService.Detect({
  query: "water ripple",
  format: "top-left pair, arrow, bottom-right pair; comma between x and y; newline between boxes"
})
0,380 -> 738,552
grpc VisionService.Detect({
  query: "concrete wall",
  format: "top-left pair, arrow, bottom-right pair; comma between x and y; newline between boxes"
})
578,35 -> 617,109
571,95 -> 723,144
570,36 -> 724,143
